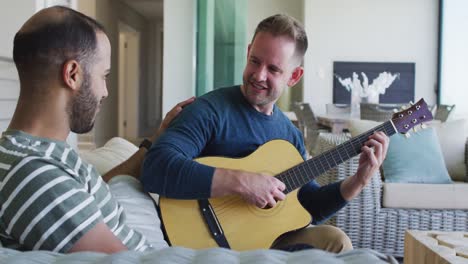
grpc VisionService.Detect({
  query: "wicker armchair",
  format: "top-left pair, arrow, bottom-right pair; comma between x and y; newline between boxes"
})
434,104 -> 456,122
291,102 -> 329,156
315,133 -> 468,257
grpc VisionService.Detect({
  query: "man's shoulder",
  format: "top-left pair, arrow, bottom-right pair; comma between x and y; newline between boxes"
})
0,132 -> 87,182
183,86 -> 241,115
0,133 -> 42,177
274,107 -> 299,127
200,85 -> 241,102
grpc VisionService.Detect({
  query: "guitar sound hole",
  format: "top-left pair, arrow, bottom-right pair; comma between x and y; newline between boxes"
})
262,198 -> 281,210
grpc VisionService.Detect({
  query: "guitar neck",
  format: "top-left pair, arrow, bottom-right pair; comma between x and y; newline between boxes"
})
277,120 -> 397,194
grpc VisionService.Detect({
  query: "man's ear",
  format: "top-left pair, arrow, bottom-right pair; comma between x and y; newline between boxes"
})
246,44 -> 252,58
288,66 -> 304,87
62,60 -> 82,91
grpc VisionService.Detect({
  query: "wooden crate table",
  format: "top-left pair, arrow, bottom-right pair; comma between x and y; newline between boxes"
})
405,230 -> 468,264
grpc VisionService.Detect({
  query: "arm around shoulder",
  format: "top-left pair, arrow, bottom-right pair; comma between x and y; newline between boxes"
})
102,97 -> 195,182
140,98 -> 218,198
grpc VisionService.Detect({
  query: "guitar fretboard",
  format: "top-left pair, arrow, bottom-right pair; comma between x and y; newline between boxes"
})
276,121 -> 396,194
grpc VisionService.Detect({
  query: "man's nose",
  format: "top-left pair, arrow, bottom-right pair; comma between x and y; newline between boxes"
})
103,86 -> 109,99
252,66 -> 267,82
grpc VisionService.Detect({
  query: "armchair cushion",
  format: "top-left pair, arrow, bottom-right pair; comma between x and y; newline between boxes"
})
79,137 -> 138,175
382,127 -> 452,184
348,119 -> 467,182
79,137 -> 167,249
383,182 -> 468,209
315,132 -> 468,257
432,119 -> 467,181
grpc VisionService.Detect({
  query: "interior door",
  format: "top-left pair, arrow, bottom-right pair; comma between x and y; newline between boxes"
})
118,23 -> 141,144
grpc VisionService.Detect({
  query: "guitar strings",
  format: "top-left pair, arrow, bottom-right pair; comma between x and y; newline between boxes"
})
279,121 -> 395,192
211,122 -> 396,216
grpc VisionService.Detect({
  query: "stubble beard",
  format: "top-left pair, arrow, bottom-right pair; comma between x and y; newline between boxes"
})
68,70 -> 100,134
243,77 -> 272,107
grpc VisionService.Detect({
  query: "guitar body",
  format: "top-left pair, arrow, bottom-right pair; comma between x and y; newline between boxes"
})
157,140 -> 311,251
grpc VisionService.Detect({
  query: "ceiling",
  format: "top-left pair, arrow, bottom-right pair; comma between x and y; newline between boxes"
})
120,0 -> 163,20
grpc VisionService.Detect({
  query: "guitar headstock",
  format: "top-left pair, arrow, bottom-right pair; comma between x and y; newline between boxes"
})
391,99 -> 433,134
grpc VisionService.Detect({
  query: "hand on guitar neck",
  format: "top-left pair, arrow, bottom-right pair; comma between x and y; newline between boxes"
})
212,167 -> 286,208
340,131 -> 389,201
212,131 -> 389,208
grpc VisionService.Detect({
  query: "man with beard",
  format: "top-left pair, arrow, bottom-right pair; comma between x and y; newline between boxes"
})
0,6 -> 193,253
142,14 -> 389,252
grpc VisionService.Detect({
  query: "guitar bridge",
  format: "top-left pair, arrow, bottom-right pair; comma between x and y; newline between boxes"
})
198,199 -> 230,248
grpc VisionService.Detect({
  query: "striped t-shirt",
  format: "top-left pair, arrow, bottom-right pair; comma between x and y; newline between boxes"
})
0,130 -> 150,252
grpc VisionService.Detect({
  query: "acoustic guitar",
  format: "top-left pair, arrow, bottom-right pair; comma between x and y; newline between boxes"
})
152,99 -> 432,251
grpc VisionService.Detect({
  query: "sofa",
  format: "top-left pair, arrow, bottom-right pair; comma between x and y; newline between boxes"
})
0,137 -> 398,263
315,118 -> 468,257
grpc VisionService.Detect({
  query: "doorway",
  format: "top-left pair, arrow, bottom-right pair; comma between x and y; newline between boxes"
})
118,22 -> 141,144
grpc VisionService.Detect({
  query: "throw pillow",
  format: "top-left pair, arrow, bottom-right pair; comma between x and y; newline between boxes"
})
348,119 -> 453,184
382,127 -> 452,184
79,137 -> 168,249
109,175 -> 169,250
348,119 -> 381,138
80,137 -> 138,175
431,119 -> 467,181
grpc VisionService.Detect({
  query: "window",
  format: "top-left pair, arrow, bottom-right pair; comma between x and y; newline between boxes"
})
196,0 -> 247,96
438,0 -> 468,117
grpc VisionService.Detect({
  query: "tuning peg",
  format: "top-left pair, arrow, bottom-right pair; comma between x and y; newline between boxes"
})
405,133 -> 411,138
409,101 -> 414,105
400,106 -> 407,110
413,126 -> 419,133
421,123 -> 427,129
393,108 -> 399,113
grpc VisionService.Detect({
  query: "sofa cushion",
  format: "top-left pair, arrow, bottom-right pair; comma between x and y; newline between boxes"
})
431,119 -> 467,181
0,247 -> 396,264
79,137 -> 138,175
348,119 -> 381,138
348,119 -> 466,182
79,137 -> 167,249
382,127 -> 452,184
108,175 -> 168,250
383,182 -> 468,209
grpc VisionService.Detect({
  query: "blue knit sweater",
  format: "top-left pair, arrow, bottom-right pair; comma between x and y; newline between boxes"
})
142,86 -> 346,224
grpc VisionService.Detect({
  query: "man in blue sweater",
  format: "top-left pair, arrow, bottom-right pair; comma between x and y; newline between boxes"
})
142,14 -> 388,252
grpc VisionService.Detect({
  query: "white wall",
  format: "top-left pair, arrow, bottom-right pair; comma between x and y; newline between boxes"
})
0,1 -> 35,131
303,0 -> 439,115
162,0 -> 196,115
0,2 -> 36,58
247,0 -> 304,46
0,0 -> 24,131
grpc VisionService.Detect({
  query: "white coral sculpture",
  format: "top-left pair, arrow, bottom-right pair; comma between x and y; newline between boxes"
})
335,71 -> 400,101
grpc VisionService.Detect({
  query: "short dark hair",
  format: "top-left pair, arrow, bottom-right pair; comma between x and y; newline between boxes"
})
252,14 -> 308,62
13,6 -> 106,80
